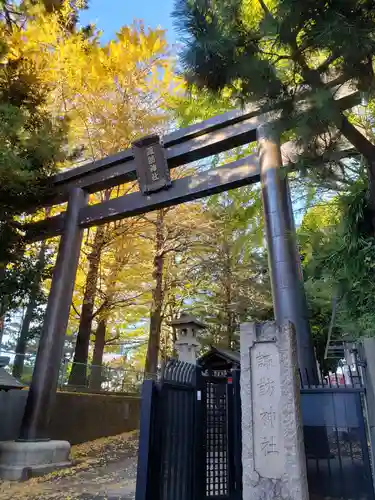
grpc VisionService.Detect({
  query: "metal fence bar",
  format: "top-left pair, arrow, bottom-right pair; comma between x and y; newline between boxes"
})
195,368 -> 205,500
226,378 -> 235,497
232,370 -> 242,500
179,388 -> 187,500
299,356 -> 365,390
154,384 -> 164,500
4,354 -> 156,394
170,387 -> 178,500
149,370 -> 200,500
301,387 -> 364,394
332,391 -> 345,498
357,394 -> 375,500
159,383 -> 168,500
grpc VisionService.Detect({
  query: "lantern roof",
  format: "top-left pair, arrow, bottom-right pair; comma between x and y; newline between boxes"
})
170,312 -> 206,329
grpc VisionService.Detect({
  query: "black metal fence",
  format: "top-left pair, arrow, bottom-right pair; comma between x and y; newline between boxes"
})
58,361 -> 155,394
136,359 -> 375,500
300,364 -> 375,500
2,352 -> 155,394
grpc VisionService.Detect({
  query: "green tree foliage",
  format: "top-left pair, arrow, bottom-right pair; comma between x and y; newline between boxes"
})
0,0 -> 70,290
188,187 -> 273,349
0,0 -> 86,370
0,59 -> 68,258
168,83 -> 273,352
173,0 -> 375,228
168,84 -> 236,126
0,16 -> 68,360
1,239 -> 53,379
300,177 -> 375,351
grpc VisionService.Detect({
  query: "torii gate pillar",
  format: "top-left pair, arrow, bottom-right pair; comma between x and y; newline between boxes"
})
258,123 -> 317,381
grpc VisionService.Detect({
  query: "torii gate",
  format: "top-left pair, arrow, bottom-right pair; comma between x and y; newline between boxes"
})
18,89 -> 358,441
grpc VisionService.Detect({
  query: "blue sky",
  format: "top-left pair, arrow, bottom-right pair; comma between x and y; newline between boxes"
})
80,0 -> 178,45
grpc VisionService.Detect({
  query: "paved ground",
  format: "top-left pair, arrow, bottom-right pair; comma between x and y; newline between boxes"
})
0,431 -> 138,500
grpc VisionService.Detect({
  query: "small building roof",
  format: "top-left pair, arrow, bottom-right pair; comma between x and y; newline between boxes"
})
198,346 -> 240,371
0,367 -> 24,390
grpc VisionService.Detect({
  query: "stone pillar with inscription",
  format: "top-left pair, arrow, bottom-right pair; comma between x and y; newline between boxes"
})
240,321 -> 308,500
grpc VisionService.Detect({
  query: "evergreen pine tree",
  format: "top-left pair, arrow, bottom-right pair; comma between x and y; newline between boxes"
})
173,0 -> 375,227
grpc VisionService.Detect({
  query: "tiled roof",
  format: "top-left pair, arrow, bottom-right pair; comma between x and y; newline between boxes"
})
198,346 -> 241,369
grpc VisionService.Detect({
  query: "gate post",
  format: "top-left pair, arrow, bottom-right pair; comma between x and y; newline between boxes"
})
240,321 -> 308,500
19,188 -> 87,440
257,123 -> 317,380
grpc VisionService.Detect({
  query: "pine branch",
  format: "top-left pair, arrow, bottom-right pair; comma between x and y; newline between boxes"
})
290,38 -> 375,168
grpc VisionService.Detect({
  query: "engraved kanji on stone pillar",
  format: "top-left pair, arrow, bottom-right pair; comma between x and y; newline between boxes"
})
240,321 -> 309,500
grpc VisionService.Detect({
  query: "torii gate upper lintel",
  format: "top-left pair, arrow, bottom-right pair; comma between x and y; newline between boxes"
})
18,90 -> 359,441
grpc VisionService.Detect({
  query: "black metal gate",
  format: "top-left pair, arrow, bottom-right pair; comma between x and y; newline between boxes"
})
203,371 -> 242,500
301,371 -> 375,500
136,360 -> 202,500
136,360 -> 242,500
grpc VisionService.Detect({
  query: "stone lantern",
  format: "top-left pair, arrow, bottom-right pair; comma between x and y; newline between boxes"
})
171,313 -> 205,365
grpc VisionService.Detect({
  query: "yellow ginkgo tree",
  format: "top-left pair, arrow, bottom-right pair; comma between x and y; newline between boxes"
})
6,1 -> 178,160
6,1 -> 209,382
3,1 -> 182,379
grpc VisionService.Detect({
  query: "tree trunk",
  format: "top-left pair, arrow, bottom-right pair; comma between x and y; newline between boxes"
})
145,210 -> 164,375
0,310 -> 5,353
0,265 -> 8,350
171,315 -> 178,358
225,291 -> 235,349
69,226 -> 105,387
337,115 -> 375,228
12,334 -> 27,380
89,318 -> 106,391
367,161 -> 375,230
223,241 -> 235,349
13,241 -> 47,379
